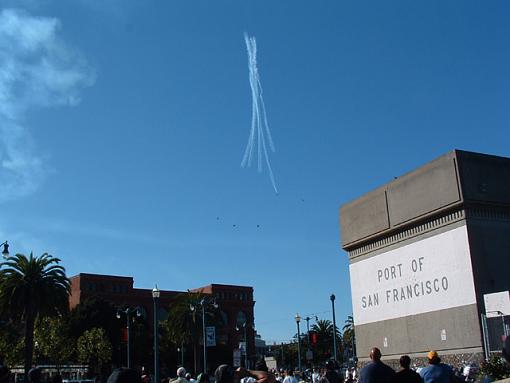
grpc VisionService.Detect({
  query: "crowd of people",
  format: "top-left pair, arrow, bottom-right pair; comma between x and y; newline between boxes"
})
1,337 -> 509,383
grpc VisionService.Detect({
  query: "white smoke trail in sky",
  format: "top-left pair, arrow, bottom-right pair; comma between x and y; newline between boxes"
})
241,33 -> 278,194
0,9 -> 94,202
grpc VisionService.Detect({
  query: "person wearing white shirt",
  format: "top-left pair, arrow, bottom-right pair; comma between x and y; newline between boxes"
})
283,370 -> 298,383
312,369 -> 321,383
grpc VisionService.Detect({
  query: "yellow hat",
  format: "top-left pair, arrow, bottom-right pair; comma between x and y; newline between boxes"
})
428,350 -> 439,360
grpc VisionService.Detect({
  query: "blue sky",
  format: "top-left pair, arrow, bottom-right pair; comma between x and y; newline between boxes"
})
1,0 -> 509,344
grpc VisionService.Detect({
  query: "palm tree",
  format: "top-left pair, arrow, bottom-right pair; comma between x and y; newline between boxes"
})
163,290 -> 220,374
311,319 -> 341,363
342,315 -> 355,357
0,253 -> 70,380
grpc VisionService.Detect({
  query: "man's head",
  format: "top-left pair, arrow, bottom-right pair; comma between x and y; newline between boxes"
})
325,360 -> 335,371
215,365 -> 234,383
427,351 -> 440,365
370,348 -> 382,362
107,368 -> 141,383
185,374 -> 191,381
177,368 -> 187,378
28,368 -> 42,383
399,355 -> 411,370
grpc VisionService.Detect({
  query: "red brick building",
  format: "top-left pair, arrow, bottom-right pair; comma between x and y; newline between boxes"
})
69,273 -> 256,370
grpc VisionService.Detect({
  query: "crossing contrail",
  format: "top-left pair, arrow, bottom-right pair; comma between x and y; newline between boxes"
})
241,33 -> 278,194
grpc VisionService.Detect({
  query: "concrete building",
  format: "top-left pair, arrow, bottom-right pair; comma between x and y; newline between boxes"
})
69,273 -> 256,368
339,150 -> 510,365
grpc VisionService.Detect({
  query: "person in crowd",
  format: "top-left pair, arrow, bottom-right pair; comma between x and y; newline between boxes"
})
197,373 -> 209,383
325,360 -> 343,383
418,351 -> 455,383
282,370 -> 298,383
344,372 -> 354,383
394,356 -> 422,383
215,365 -> 275,383
28,368 -> 42,383
107,368 -> 142,383
312,369 -> 321,383
185,373 -> 197,383
359,347 -> 395,383
171,368 -> 188,383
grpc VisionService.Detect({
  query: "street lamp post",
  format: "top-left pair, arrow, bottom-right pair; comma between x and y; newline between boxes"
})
177,341 -> 184,367
190,297 -> 218,374
1,241 -> 9,259
295,313 -> 302,372
305,317 -> 311,352
330,294 -> 338,362
116,307 -> 142,368
236,322 -> 249,368
152,286 -> 160,383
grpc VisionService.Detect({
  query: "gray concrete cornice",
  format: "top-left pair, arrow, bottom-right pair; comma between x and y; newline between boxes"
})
340,150 -> 510,253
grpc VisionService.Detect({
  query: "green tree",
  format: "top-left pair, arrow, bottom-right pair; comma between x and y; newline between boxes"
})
162,291 -> 220,374
77,328 -> 112,376
0,253 -> 70,380
34,316 -> 74,370
69,297 -> 122,365
272,342 -> 298,370
478,355 -> 510,381
342,315 -> 355,357
310,319 -> 341,363
0,318 -> 24,367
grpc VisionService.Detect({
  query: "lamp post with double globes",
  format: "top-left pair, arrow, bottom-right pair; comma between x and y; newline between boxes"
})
295,313 -> 302,372
116,306 -> 142,368
190,297 -> 219,374
236,321 -> 249,368
152,286 -> 160,383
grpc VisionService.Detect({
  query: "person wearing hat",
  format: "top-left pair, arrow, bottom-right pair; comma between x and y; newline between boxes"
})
418,351 -> 455,383
359,347 -> 395,383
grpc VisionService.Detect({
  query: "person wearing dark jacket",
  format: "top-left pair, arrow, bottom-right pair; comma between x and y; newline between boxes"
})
359,347 -> 395,383
325,360 -> 342,383
394,356 -> 422,383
